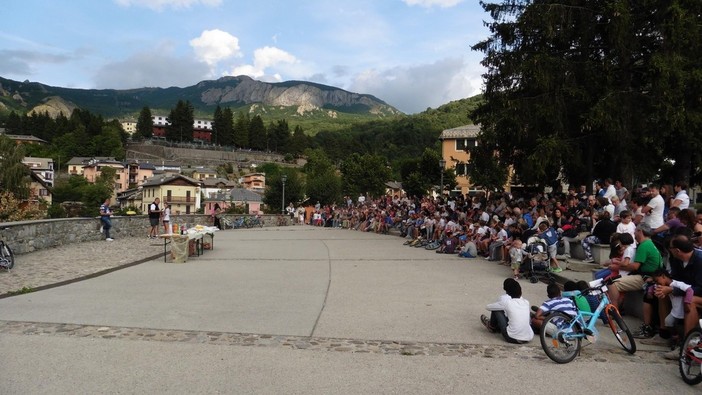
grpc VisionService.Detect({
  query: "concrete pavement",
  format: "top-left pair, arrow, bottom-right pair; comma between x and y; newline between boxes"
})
0,226 -> 696,394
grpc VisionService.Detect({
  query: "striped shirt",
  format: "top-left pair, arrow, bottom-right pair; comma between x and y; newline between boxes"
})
539,296 -> 578,317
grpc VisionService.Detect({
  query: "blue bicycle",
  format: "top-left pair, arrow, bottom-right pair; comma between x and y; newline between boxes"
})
539,276 -> 636,363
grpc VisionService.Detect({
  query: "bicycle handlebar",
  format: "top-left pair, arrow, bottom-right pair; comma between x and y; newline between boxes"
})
563,275 -> 621,298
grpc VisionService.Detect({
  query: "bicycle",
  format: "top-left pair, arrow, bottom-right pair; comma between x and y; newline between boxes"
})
539,275 -> 636,363
679,318 -> 702,385
0,227 -> 15,271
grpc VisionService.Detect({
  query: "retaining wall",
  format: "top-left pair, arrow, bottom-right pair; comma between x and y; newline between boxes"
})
0,214 -> 282,255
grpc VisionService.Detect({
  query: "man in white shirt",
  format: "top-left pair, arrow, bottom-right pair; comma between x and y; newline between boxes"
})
642,185 -> 665,230
671,181 -> 690,210
603,178 -> 617,203
480,278 -> 534,344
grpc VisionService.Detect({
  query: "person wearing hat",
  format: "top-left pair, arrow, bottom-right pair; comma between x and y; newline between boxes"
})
607,222 -> 664,339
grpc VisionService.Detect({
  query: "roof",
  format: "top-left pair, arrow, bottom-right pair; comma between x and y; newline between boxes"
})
66,156 -> 119,165
439,124 -> 481,140
141,173 -> 201,187
385,181 -> 403,190
229,188 -> 263,202
23,157 -> 53,169
1,133 -> 48,144
202,177 -> 237,188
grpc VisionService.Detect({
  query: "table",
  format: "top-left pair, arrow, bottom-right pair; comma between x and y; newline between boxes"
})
159,227 -> 217,262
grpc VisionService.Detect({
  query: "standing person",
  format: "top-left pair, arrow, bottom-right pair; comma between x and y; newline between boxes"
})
148,197 -> 161,239
480,278 -> 534,344
212,203 -> 222,229
99,198 -> 114,241
162,204 -> 171,234
642,185 -> 665,230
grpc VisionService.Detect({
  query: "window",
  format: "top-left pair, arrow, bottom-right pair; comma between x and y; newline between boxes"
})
455,164 -> 467,176
455,139 -> 466,151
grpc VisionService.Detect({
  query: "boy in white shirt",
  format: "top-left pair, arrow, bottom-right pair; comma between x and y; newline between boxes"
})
481,278 -> 534,344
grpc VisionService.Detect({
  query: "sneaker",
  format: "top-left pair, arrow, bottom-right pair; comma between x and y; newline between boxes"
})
480,314 -> 497,333
550,267 -> 563,273
583,258 -> 595,263
663,347 -> 680,360
514,275 -> 520,280
640,334 -> 670,347
106,238 -> 114,241
633,324 -> 655,339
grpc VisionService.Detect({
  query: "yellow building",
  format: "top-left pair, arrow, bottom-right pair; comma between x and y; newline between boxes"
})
242,172 -> 266,193
439,125 -> 480,195
141,174 -> 201,215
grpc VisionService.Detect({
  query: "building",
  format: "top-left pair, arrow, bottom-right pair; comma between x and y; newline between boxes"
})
201,177 -> 238,199
121,121 -> 137,135
439,125 -> 480,196
22,157 -> 55,187
228,188 -> 263,215
140,174 -> 201,215
0,129 -> 48,145
28,172 -> 52,206
151,115 -> 214,143
191,167 -> 218,181
127,161 -> 156,187
241,172 -> 266,193
81,158 -> 127,191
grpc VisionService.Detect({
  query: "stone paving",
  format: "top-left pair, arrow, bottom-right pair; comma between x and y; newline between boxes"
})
0,232 -> 672,367
0,320 -> 668,365
0,237 -> 164,297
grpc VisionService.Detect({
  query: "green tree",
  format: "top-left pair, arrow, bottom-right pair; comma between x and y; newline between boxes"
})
304,148 -> 342,205
136,106 -> 153,140
212,105 -> 234,146
288,125 -> 308,156
167,100 -> 194,142
0,134 -> 29,198
268,119 -> 290,153
233,111 -> 249,148
249,115 -> 267,151
262,169 -> 304,213
340,153 -> 391,198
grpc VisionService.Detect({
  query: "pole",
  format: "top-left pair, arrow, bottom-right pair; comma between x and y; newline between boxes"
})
439,159 -> 446,197
281,174 -> 287,215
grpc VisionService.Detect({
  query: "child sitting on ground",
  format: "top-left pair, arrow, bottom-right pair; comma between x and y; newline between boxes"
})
530,283 -> 578,331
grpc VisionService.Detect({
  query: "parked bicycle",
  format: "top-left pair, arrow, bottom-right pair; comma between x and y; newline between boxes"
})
539,276 -> 636,364
0,227 -> 15,271
679,318 -> 702,385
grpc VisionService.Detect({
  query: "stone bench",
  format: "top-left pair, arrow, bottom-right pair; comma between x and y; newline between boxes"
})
591,244 -> 610,264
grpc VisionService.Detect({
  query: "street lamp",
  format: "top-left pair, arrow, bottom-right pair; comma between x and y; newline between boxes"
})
439,159 -> 446,196
281,174 -> 287,215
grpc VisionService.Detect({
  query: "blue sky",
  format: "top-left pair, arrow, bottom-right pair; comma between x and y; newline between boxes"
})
1,0 -> 490,114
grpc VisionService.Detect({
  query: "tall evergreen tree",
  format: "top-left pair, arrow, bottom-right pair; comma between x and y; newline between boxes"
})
0,135 -> 29,198
221,107 -> 234,146
233,111 -> 250,148
166,100 -> 194,142
136,106 -> 153,140
248,115 -> 267,151
212,105 -> 234,146
268,119 -> 290,153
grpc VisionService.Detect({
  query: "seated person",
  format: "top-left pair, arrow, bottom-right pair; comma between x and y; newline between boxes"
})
481,278 -> 534,344
531,283 -> 578,331
650,269 -> 693,357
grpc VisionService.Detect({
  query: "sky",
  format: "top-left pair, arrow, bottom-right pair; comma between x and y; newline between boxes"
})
1,0 -> 491,114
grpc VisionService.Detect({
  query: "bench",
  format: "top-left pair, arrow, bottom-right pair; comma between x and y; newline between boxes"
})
591,244 -> 610,265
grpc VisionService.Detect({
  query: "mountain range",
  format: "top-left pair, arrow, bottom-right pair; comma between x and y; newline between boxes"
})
0,75 -> 401,124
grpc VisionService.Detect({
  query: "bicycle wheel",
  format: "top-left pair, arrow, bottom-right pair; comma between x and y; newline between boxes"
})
540,311 -> 582,364
1,243 -> 14,270
679,327 -> 702,385
605,306 -> 636,354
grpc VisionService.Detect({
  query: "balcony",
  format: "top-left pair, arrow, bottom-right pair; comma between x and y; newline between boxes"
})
164,196 -> 195,204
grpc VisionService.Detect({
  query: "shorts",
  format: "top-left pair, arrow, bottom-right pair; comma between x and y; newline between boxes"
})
613,274 -> 644,292
547,244 -> 557,258
150,217 -> 160,227
511,260 -> 521,270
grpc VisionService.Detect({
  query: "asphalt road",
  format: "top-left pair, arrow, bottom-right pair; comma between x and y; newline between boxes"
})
0,227 -> 696,394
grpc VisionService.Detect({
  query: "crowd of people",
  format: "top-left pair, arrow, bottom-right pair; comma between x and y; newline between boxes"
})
297,179 -> 701,357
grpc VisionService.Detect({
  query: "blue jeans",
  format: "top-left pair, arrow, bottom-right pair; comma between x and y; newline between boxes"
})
101,217 -> 112,239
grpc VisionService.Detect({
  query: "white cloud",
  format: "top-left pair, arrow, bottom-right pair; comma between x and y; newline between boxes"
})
227,46 -> 299,81
114,0 -> 221,11
349,57 -> 482,114
403,0 -> 463,8
189,29 -> 242,66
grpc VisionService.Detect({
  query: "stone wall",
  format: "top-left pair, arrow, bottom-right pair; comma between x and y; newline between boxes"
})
0,214 -> 282,255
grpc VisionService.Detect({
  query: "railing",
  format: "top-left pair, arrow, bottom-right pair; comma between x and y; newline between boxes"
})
164,196 -> 194,203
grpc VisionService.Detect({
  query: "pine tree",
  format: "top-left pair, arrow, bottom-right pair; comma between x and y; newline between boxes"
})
166,100 -> 194,142
136,106 -> 153,140
233,111 -> 250,148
